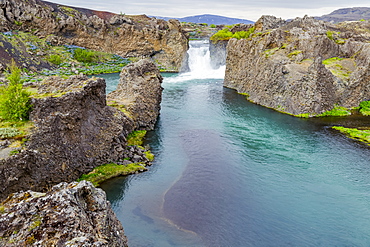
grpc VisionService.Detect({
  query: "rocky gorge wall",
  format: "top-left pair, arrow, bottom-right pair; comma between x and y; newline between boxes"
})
224,15 -> 370,116
0,0 -> 189,72
0,59 -> 163,202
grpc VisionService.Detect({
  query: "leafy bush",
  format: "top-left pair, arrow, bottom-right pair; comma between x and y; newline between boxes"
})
0,61 -> 31,121
210,26 -> 255,41
73,48 -> 97,63
0,127 -> 21,138
47,54 -> 62,65
210,24 -> 216,28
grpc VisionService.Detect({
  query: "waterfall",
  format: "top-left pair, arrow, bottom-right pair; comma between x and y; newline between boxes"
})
166,40 -> 225,82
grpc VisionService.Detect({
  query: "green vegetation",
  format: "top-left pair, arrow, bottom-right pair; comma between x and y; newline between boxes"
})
73,48 -> 105,63
359,100 -> 370,116
210,24 -> 216,28
127,130 -> 147,146
318,106 -> 351,117
322,57 -> 353,79
295,113 -> 310,118
0,128 -> 21,139
0,205 -> 5,214
210,26 -> 255,41
288,50 -> 302,58
326,30 -> 346,44
77,163 -> 147,186
332,126 -> 370,144
47,54 -> 62,65
0,61 -> 32,122
144,150 -> 154,161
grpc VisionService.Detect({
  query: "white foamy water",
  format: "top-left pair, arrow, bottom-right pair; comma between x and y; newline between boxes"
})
165,40 -> 225,83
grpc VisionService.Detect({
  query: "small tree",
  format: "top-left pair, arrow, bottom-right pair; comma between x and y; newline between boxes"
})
0,60 -> 31,121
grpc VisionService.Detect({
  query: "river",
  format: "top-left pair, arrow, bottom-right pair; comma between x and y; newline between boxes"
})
100,40 -> 370,246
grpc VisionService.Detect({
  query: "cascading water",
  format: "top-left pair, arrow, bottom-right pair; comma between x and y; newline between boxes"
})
167,40 -> 225,82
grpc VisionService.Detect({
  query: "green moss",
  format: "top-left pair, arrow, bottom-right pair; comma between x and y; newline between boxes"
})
0,128 -> 21,139
318,106 -> 351,117
295,113 -> 310,118
288,50 -> 302,58
322,57 -> 353,79
127,130 -> 147,146
332,126 -> 370,144
264,47 -> 279,58
359,100 -> 370,116
144,150 -> 154,161
0,205 -> 5,214
77,163 -> 147,186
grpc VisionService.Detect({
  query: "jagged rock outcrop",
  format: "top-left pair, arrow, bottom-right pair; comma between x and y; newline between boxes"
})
0,181 -> 128,246
108,59 -> 163,130
224,15 -> 370,116
0,68 -> 161,201
0,0 -> 189,72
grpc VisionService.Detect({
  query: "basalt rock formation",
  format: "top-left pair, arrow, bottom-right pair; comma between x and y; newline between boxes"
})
0,180 -> 128,246
0,0 -> 189,72
224,15 -> 370,116
108,59 -> 163,130
0,59 -> 163,201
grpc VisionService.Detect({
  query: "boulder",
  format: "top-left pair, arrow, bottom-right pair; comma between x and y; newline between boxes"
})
0,181 -> 128,246
108,59 -> 163,130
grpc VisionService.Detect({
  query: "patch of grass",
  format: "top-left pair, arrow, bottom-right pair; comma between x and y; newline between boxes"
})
318,106 -> 351,117
127,130 -> 147,146
47,54 -> 62,66
332,126 -> 370,144
322,57 -> 353,79
295,113 -> 310,118
359,100 -> 370,116
77,163 -> 147,186
210,27 -> 255,41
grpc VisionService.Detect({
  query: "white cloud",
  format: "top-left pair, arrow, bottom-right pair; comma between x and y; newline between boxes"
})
48,0 -> 370,21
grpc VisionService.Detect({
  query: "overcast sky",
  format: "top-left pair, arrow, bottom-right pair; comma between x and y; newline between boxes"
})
50,0 -> 370,21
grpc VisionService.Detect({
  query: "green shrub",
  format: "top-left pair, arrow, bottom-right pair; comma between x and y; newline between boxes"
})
47,54 -> 62,65
210,26 -> 255,41
0,61 -> 31,121
73,48 -> 97,63
210,24 -> 216,28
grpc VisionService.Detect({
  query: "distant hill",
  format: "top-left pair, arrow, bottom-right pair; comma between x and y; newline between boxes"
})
315,7 -> 370,23
153,14 -> 254,25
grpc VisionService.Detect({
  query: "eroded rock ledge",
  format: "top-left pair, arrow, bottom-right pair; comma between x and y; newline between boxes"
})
0,0 -> 189,72
224,15 -> 370,116
0,59 -> 163,202
0,180 -> 128,246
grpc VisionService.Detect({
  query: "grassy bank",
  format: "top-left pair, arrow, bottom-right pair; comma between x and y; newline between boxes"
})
77,163 -> 147,187
332,126 -> 370,145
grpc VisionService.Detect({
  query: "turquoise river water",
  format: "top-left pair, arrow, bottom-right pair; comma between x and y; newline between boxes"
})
100,41 -> 370,246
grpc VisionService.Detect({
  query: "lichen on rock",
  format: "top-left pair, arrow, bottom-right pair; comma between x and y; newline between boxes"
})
0,180 -> 128,246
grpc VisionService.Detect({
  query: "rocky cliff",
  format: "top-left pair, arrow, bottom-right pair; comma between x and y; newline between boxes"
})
0,60 -> 163,201
224,15 -> 370,116
0,180 -> 128,246
0,0 -> 189,72
108,59 -> 163,130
